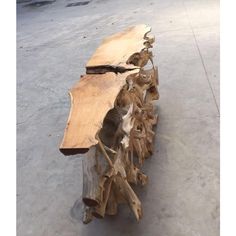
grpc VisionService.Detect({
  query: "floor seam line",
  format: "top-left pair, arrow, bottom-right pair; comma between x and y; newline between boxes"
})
182,1 -> 220,115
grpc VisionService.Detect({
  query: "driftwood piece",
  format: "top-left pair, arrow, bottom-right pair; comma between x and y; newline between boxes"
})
92,177 -> 113,218
115,175 -> 142,220
82,147 -> 101,207
82,205 -> 93,224
60,24 -> 159,223
105,184 -> 118,215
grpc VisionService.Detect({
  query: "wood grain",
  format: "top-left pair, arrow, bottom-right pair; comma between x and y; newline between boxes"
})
86,24 -> 153,73
60,25 -> 159,223
60,70 -> 139,155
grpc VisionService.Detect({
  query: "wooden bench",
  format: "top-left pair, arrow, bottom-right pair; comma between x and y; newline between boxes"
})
59,24 -> 159,223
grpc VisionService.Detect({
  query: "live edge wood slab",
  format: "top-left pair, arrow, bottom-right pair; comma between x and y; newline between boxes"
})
60,70 -> 139,155
86,24 -> 153,73
59,24 -> 159,223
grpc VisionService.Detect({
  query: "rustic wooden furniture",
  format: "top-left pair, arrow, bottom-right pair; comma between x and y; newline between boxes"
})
60,24 -> 159,223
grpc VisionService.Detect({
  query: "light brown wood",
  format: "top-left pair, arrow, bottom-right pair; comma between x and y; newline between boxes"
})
60,70 -> 139,155
86,24 -> 154,73
60,25 -> 159,223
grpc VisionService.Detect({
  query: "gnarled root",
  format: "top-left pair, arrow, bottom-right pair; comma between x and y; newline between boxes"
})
81,28 -> 159,223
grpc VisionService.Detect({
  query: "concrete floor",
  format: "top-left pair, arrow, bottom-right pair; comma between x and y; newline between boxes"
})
17,0 -> 220,235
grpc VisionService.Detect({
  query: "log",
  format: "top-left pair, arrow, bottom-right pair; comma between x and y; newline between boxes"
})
82,147 -> 101,207
82,146 -> 109,207
92,177 -> 113,218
